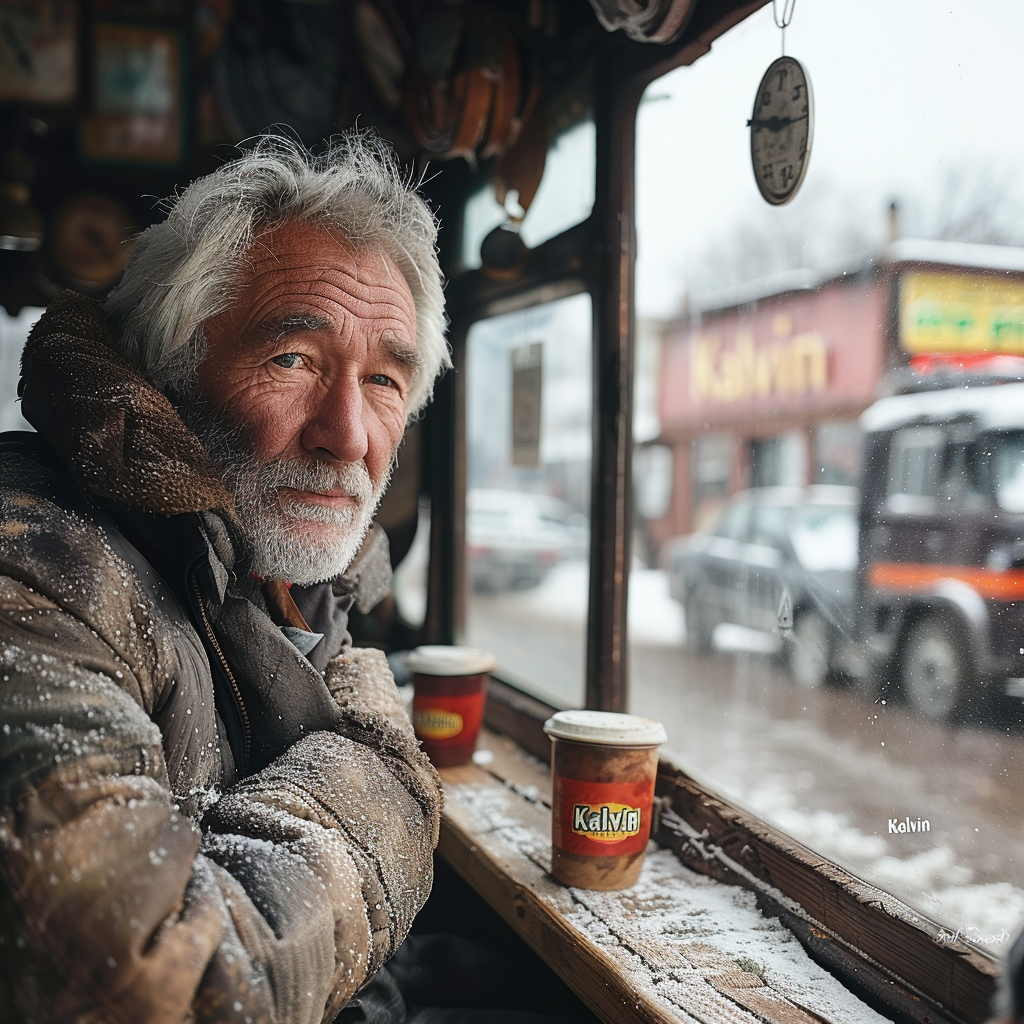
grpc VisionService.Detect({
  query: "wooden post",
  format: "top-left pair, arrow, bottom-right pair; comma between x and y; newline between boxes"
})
585,74 -> 644,713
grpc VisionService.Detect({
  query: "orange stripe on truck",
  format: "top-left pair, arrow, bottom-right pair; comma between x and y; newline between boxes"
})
868,562 -> 1024,601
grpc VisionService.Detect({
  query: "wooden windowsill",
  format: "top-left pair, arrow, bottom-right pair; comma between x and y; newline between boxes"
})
476,681 -> 998,1024
437,730 -> 914,1024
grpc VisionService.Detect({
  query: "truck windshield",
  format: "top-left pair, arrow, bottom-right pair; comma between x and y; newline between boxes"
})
993,431 -> 1024,512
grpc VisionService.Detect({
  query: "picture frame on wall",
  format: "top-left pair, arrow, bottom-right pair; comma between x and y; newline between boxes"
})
81,21 -> 183,165
0,0 -> 78,106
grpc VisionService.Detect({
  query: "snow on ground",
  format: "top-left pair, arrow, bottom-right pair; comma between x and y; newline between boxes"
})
512,560 -> 589,620
499,561 -> 684,645
738,772 -> 1024,953
465,564 -> 1024,953
504,561 -> 783,656
631,569 -> 686,645
713,622 -> 781,654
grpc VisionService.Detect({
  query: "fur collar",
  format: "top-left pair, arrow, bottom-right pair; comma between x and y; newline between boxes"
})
19,291 -> 233,516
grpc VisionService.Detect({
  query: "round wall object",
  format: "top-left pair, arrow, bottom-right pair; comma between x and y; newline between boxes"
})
48,194 -> 137,288
749,55 -> 814,206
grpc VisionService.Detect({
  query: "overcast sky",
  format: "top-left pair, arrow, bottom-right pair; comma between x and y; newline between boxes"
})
635,0 -> 1024,319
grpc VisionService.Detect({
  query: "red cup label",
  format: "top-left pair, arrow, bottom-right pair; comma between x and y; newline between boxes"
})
553,776 -> 654,856
413,691 -> 484,746
415,707 -> 464,739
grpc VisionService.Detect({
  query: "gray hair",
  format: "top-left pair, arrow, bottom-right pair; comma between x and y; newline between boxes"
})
105,131 -> 449,417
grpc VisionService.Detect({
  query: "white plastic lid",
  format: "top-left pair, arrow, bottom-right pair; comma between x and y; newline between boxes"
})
543,710 -> 667,747
405,645 -> 497,676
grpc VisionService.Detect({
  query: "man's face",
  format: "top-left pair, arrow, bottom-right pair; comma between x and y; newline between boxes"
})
193,220 -> 419,583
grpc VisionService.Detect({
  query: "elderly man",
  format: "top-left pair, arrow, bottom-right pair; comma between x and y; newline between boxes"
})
0,133 -> 448,1023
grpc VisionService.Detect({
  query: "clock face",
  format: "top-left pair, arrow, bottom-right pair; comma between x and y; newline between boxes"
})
749,56 -> 814,206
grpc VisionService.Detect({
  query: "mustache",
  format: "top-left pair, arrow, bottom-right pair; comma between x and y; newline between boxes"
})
251,457 -> 379,526
251,457 -> 374,504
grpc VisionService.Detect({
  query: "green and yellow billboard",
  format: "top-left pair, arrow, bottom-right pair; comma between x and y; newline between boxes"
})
900,270 -> 1024,354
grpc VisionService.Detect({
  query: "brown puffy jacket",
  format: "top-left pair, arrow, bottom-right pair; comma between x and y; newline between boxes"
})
0,293 -> 442,1023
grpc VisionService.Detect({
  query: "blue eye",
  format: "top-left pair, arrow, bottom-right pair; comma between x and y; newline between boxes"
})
367,373 -> 397,389
271,353 -> 303,369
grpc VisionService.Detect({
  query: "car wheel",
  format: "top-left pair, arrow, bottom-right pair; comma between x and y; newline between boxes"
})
684,587 -> 715,654
900,613 -> 972,722
788,610 -> 829,689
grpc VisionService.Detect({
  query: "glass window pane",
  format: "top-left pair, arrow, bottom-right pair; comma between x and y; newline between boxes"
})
750,503 -> 789,551
631,1 -> 1024,955
463,293 -> 592,707
461,119 -> 596,270
0,308 -> 41,431
993,433 -> 1024,512
714,500 -> 749,541
692,434 -> 731,531
887,427 -> 945,511
789,505 -> 857,572
391,499 -> 429,629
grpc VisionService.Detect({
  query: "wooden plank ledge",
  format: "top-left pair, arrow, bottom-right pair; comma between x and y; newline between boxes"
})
437,732 -> 894,1024
654,769 -> 998,1023
475,686 -> 999,1024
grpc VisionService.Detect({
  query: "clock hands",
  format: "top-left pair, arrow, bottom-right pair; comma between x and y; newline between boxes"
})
746,114 -> 806,131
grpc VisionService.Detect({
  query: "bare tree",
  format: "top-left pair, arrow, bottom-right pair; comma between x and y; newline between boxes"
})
913,160 -> 1024,246
689,176 -> 881,296
686,159 -> 1024,301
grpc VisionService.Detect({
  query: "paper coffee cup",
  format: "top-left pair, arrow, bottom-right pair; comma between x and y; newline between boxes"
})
407,645 -> 496,767
544,710 -> 667,890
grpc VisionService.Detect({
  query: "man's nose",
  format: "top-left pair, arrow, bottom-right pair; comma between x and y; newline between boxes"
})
300,374 -> 369,464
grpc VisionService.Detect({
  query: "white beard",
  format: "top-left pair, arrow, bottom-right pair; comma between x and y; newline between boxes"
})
179,393 -> 392,584
224,455 -> 391,585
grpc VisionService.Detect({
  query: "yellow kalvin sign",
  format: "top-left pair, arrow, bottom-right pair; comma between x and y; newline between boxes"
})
900,270 -> 1024,353
690,330 -> 828,404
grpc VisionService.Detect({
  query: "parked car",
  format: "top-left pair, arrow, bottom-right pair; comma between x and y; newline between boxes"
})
467,489 -> 589,592
664,487 -> 859,688
857,380 -> 1024,722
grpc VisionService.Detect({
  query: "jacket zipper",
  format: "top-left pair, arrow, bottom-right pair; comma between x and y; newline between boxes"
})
191,573 -> 251,773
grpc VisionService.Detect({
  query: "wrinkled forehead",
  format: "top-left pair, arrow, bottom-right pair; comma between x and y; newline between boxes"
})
244,220 -> 400,282
227,220 -> 417,331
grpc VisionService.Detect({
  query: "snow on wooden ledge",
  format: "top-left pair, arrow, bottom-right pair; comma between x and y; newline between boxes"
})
439,749 -> 890,1024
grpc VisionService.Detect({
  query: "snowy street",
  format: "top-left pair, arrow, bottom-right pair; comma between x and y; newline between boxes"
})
464,561 -> 1024,954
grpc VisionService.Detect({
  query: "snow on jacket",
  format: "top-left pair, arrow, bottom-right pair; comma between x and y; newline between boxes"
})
0,292 -> 442,1024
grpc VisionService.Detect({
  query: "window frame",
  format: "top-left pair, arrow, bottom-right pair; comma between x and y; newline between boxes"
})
422,3 -> 1002,1020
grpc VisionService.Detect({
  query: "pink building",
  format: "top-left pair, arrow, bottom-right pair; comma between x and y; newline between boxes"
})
650,240 -> 1024,547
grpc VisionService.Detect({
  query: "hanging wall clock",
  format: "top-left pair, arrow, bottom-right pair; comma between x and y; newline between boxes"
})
749,55 -> 813,205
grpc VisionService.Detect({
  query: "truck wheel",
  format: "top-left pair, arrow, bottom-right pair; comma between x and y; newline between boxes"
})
684,588 -> 715,654
789,610 -> 829,689
900,613 -> 972,722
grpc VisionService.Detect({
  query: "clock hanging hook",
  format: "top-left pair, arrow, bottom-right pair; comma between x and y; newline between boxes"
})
773,0 -> 797,55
